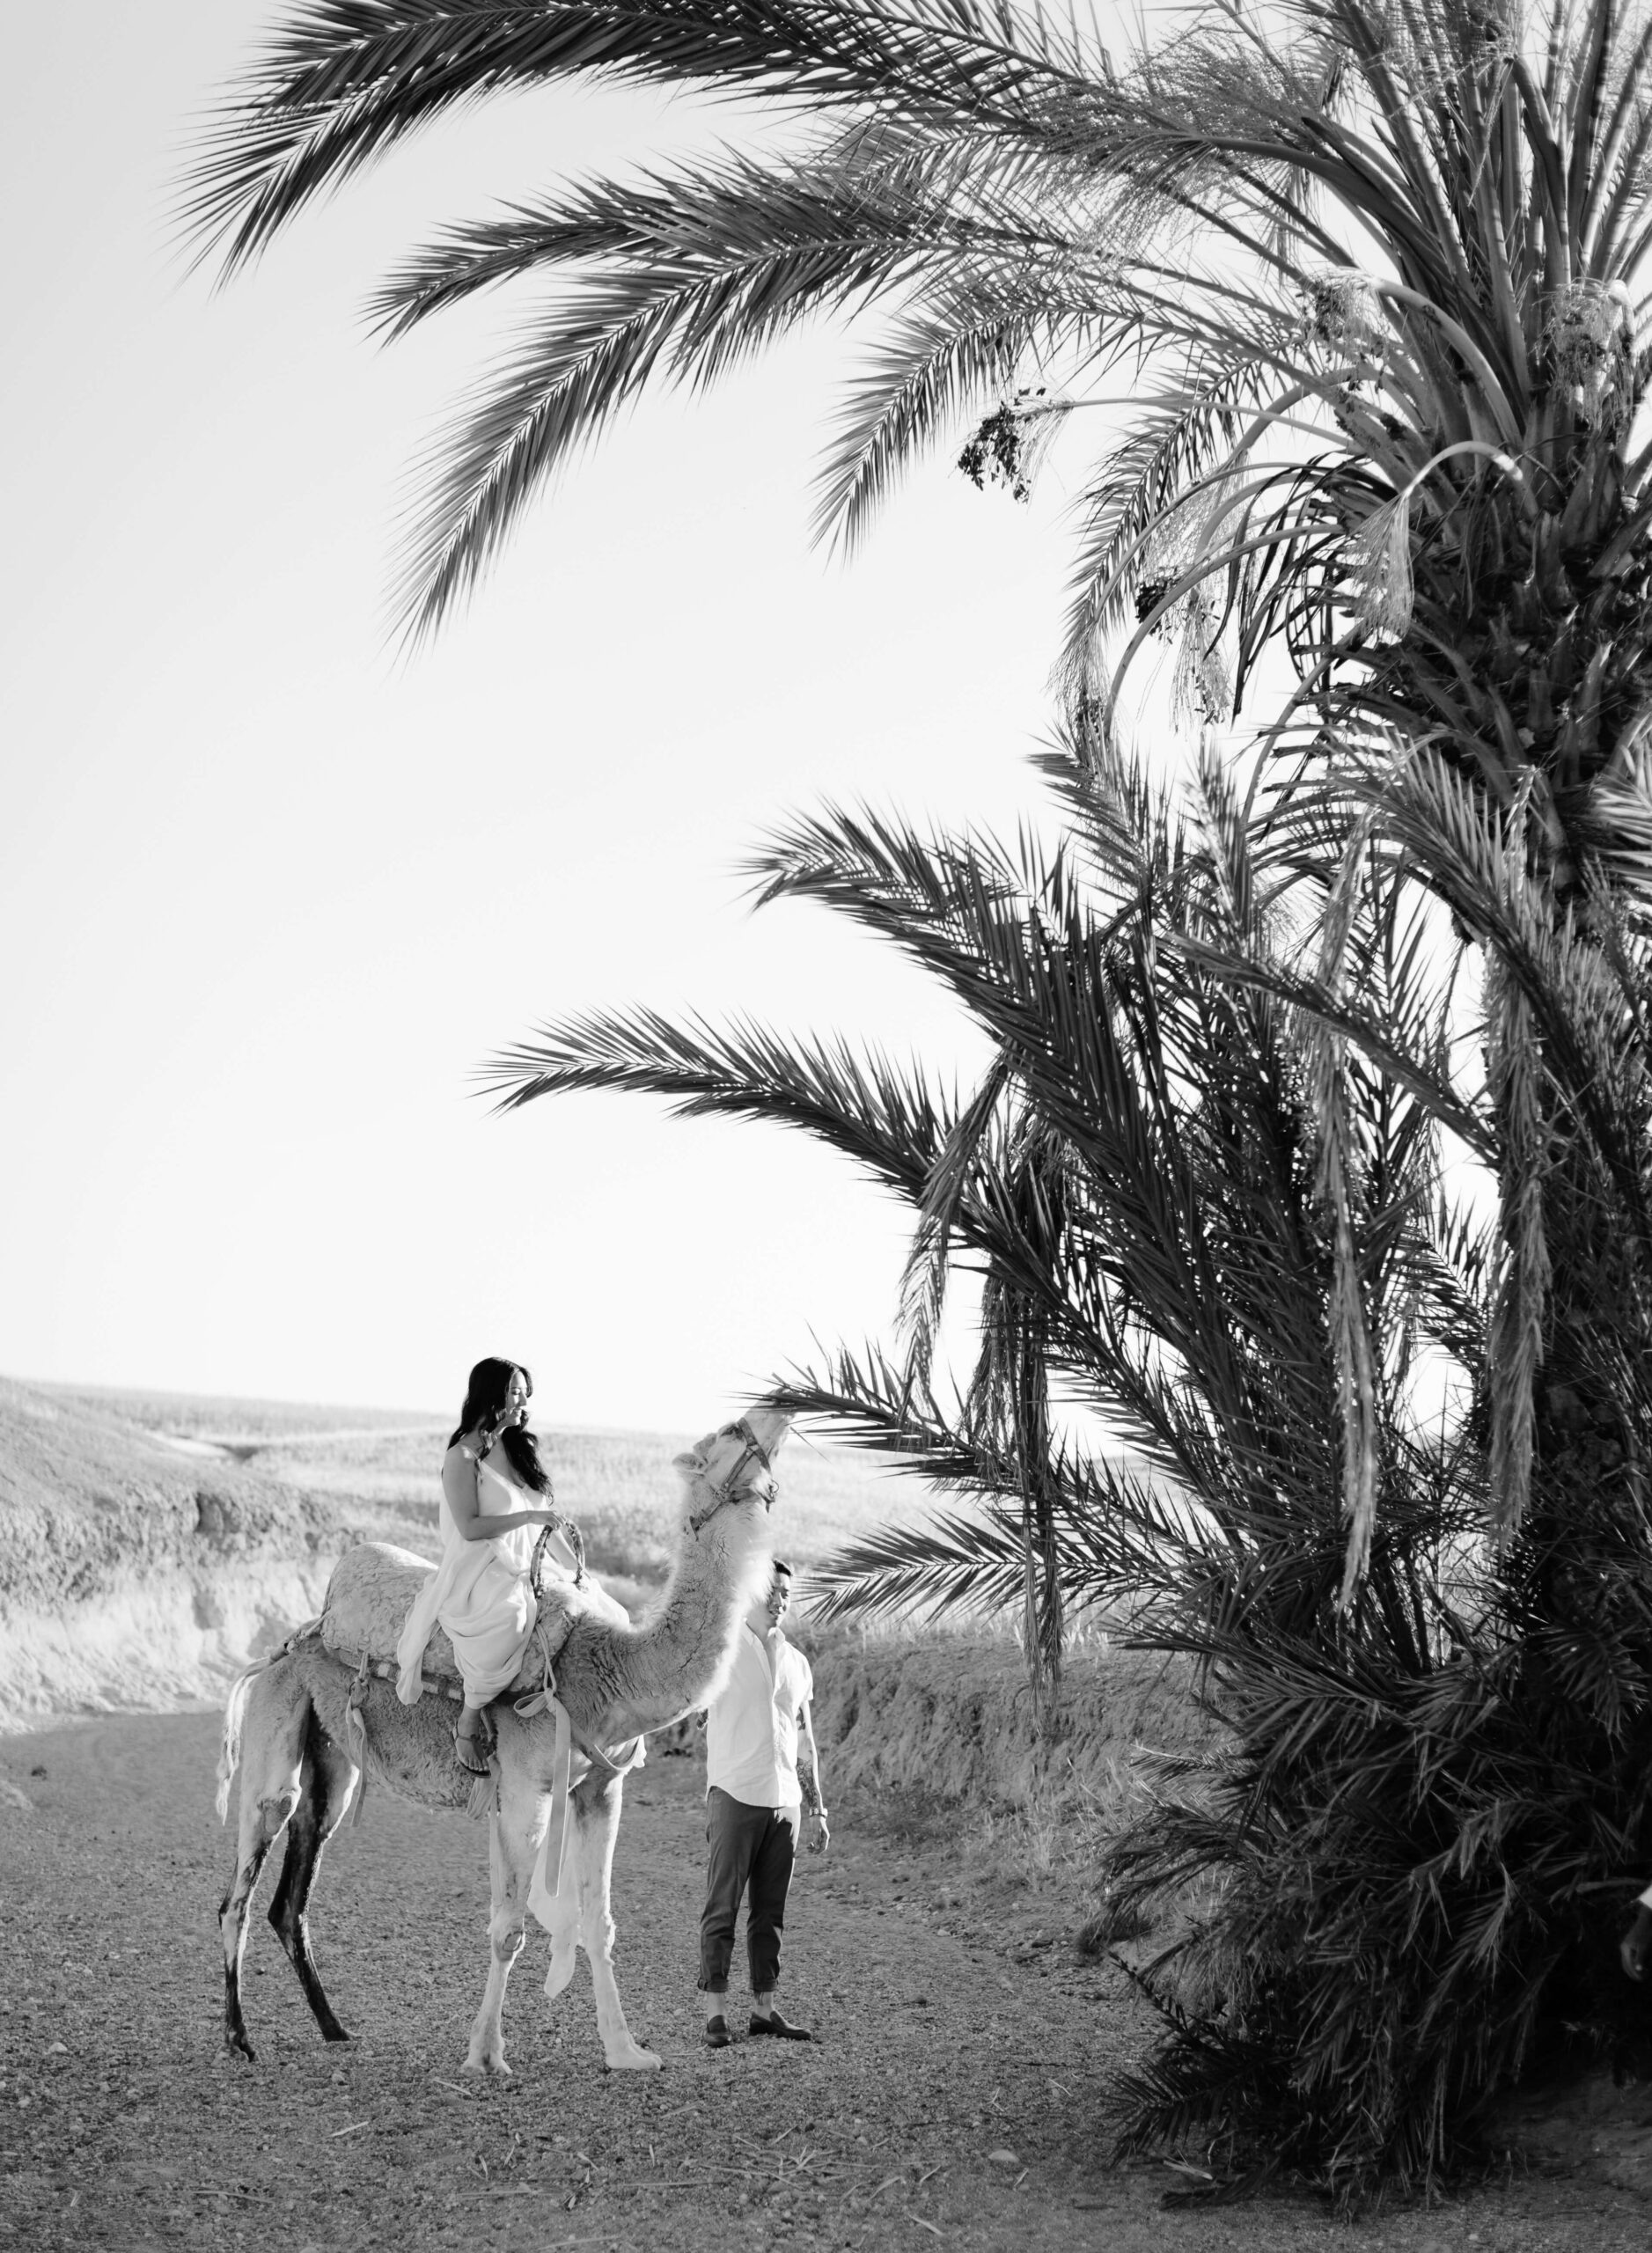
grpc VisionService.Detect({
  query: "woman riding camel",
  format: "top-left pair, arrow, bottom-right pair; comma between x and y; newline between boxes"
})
394,1356 -> 584,1773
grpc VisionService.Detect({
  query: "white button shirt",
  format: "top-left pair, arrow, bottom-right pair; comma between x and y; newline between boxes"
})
706,1624 -> 814,1810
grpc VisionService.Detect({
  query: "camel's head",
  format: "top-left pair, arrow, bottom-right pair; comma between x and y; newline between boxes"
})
673,1407 -> 792,1538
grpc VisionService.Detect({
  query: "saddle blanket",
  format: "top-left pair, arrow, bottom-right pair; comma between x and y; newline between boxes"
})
319,1540 -> 630,1700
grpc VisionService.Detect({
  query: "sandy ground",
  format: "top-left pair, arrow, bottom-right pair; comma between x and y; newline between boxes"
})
1,1710 -> 1648,2253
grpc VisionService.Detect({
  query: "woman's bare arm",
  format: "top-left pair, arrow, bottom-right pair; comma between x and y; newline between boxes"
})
442,1446 -> 556,1543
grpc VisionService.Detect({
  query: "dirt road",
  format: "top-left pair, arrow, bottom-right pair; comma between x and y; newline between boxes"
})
0,1710 -> 1645,2251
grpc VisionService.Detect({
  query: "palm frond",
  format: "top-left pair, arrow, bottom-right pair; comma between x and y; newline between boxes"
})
483,1003 -> 951,1197
895,1048 -> 1013,1383
182,0 -> 1102,274
812,295 -> 1038,552
379,150 -> 1026,634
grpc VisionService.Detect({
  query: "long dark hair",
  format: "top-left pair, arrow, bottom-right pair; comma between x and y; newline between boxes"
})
449,1356 -> 551,1493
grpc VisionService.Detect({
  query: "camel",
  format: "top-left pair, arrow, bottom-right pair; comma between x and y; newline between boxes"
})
215,1408 -> 789,2075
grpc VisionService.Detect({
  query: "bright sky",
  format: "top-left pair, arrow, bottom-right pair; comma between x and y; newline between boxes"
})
2,4 -> 1115,1435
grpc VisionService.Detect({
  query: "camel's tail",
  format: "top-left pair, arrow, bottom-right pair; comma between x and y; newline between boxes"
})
215,1620 -> 324,1823
216,1666 -> 257,1824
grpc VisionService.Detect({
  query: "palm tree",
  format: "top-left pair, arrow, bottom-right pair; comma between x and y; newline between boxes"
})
186,0 -> 1652,1533
483,731 -> 1652,2193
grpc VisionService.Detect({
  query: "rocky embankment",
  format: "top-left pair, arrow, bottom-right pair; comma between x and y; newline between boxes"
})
0,1377 -> 345,1734
804,1628 -> 1215,1810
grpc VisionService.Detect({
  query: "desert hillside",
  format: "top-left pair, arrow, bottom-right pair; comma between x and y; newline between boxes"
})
0,1376 -> 908,1734
0,1376 -> 361,1731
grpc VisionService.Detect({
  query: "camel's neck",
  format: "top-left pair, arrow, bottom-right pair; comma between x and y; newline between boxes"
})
600,1501 -> 772,1735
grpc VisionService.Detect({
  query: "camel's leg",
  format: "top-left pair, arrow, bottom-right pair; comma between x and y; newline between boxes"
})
569,1771 -> 661,2073
218,1662 -> 310,2062
462,1764 -> 542,2078
266,1714 -> 359,2044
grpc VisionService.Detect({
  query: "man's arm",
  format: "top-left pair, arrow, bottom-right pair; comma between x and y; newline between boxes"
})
797,1699 -> 829,1852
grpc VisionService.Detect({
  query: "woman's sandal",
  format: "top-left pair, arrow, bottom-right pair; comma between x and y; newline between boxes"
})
454,1714 -> 492,1776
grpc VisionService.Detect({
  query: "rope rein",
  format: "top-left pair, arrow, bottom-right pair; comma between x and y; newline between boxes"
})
529,1515 -> 586,1598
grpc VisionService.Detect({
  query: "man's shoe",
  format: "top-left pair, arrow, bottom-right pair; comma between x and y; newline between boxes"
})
749,2009 -> 813,2041
703,2015 -> 731,2049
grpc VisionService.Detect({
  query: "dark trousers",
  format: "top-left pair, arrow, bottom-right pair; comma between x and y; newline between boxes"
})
698,1786 -> 797,1995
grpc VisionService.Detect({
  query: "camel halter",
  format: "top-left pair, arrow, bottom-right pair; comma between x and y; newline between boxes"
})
687,1417 -> 778,1536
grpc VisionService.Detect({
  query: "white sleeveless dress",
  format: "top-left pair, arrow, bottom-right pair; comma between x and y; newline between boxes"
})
394,1449 -> 581,1705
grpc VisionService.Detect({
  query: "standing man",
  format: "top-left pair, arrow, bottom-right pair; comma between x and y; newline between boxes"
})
698,1558 -> 829,2048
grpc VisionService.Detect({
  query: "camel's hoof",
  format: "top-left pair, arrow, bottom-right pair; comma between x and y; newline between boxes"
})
322,2026 -> 353,2044
460,2056 -> 511,2079
223,2035 -> 257,2064
605,2046 -> 663,2073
